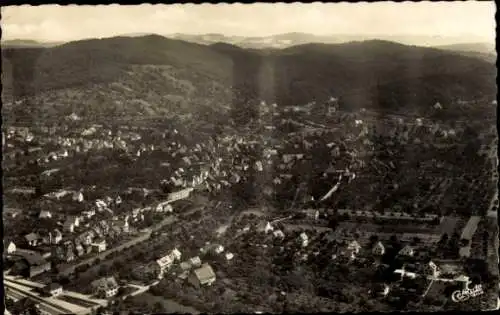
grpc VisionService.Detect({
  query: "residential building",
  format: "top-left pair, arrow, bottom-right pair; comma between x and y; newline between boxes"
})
73,191 -> 84,203
91,238 -> 107,253
38,210 -> 52,219
256,221 -> 274,234
188,263 -> 216,288
347,240 -> 361,254
12,252 -> 52,278
189,256 -> 202,268
372,241 -> 385,256
25,233 -> 42,247
299,232 -> 309,248
398,245 -> 415,257
52,229 -> 63,245
91,277 -> 119,298
301,209 -> 320,221
75,243 -> 85,257
167,188 -> 193,202
155,253 -> 175,277
171,248 -> 182,261
423,261 -> 440,278
63,216 -> 80,233
5,240 -> 17,254
201,244 -> 224,255
64,245 -> 75,262
82,209 -> 96,220
114,217 -> 129,233
156,202 -> 173,213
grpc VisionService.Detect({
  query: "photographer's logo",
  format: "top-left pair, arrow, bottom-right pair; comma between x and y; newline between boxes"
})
451,283 -> 484,302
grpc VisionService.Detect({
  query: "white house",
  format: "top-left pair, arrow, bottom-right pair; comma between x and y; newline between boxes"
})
347,240 -> 361,254
171,248 -> 182,261
372,241 -> 385,256
73,191 -> 84,203
225,252 -> 234,261
5,240 -> 16,254
91,239 -> 107,253
398,245 -> 415,257
38,210 -> 52,219
299,232 -> 309,248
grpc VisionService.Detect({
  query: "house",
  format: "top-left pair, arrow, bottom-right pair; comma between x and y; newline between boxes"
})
52,229 -> 63,245
91,238 -> 107,253
64,245 -> 75,262
63,216 -> 80,233
38,210 -> 52,219
114,217 -> 129,233
80,231 -> 94,245
423,261 -> 440,278
171,248 -> 182,261
202,244 -> 224,255
180,261 -> 193,272
256,221 -> 274,234
301,209 -> 319,221
299,232 -> 309,248
156,202 -> 173,213
372,241 -> 385,256
167,188 -> 193,202
43,283 -> 63,296
5,239 -> 17,254
225,252 -> 234,261
91,277 -> 119,298
188,263 -> 216,288
370,283 -> 390,297
92,226 -> 103,238
25,233 -> 42,247
75,243 -> 85,257
189,256 -> 202,268
73,191 -> 84,203
398,245 -> 415,257
82,209 -> 96,220
154,253 -> 175,278
347,240 -> 361,254
12,252 -> 52,278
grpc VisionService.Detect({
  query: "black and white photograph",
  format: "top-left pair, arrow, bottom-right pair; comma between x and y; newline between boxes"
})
1,2 -> 499,314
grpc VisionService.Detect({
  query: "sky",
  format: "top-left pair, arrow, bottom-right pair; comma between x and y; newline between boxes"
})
1,2 -> 496,44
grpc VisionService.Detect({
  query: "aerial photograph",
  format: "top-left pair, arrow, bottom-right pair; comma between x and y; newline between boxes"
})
1,2 -> 498,314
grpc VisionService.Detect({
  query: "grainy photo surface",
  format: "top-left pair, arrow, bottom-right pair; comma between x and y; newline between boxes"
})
1,2 -> 499,314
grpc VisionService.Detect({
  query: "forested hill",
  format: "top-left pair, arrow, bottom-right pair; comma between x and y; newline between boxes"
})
2,35 -> 496,119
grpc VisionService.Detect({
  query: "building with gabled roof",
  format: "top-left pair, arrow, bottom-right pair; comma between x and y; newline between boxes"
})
91,276 -> 119,298
188,263 -> 216,288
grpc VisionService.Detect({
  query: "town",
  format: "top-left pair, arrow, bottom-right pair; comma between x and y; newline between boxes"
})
3,94 -> 498,314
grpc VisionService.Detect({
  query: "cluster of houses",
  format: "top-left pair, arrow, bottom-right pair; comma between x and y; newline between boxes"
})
5,185 -> 196,278
132,246 -> 220,288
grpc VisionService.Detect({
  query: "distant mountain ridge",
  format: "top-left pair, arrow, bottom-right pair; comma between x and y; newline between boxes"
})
2,34 -> 496,121
1,39 -> 64,48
